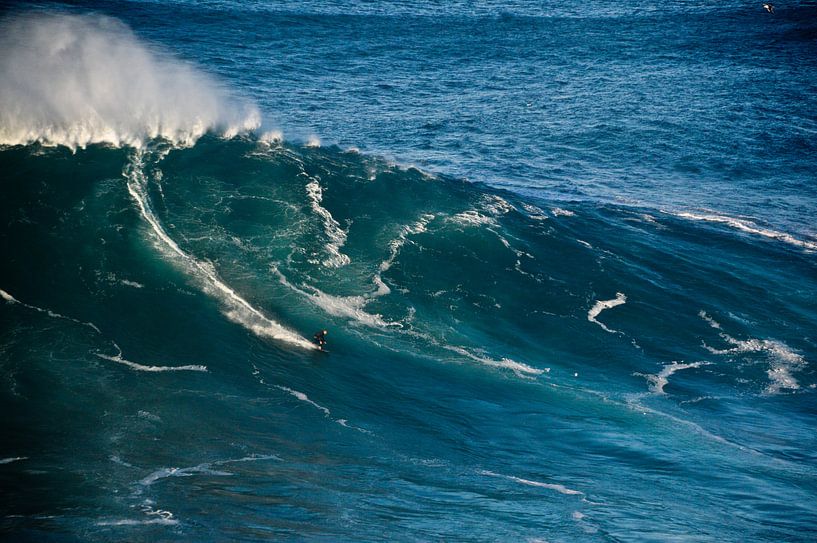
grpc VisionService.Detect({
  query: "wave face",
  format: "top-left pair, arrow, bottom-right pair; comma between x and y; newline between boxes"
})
2,136 -> 816,541
0,12 -> 259,149
1,4 -> 817,543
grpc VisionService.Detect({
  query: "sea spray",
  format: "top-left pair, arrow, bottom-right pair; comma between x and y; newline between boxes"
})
0,12 -> 259,149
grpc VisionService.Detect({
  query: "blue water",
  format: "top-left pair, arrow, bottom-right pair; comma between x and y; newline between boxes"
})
1,2 -> 816,541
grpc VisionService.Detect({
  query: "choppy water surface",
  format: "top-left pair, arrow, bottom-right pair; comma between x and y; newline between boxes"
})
1,2 -> 816,541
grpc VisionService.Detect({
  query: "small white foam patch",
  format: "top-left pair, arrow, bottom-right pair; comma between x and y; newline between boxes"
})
479,470 -> 582,496
95,353 -> 207,373
119,279 -> 144,289
0,12 -> 260,150
551,207 -> 575,217
448,209 -> 496,227
587,292 -> 627,334
699,312 -> 807,394
698,310 -> 721,329
639,361 -> 709,395
522,203 -> 548,221
306,135 -> 321,148
125,153 -> 316,350
0,456 -> 28,465
481,194 -> 516,216
672,211 -> 817,251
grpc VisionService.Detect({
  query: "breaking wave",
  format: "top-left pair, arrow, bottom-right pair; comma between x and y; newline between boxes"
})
0,12 -> 259,150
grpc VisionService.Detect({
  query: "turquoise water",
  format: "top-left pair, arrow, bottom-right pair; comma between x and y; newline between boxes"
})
1,3 -> 816,541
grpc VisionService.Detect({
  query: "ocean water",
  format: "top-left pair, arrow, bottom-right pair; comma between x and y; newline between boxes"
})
1,1 -> 816,541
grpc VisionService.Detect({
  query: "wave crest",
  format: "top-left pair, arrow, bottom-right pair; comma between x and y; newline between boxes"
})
0,12 -> 259,149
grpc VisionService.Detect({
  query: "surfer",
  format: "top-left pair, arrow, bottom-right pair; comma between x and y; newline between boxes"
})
763,3 -> 774,13
314,329 -> 328,350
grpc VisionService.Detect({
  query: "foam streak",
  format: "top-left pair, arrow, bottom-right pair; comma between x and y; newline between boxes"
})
588,293 -> 627,334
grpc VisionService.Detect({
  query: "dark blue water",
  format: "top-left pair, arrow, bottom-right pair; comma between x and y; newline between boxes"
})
1,2 -> 816,541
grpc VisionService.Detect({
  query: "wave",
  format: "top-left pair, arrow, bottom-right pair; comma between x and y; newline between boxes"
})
671,211 -> 817,252
124,151 -> 317,350
0,12 -> 259,150
587,292 -> 627,334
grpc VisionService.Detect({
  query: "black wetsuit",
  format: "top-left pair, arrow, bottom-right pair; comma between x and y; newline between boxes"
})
314,331 -> 327,349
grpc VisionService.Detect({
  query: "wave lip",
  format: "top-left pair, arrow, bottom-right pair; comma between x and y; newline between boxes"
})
0,12 -> 259,150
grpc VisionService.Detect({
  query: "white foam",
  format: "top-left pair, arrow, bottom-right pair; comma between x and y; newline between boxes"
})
481,194 -> 516,216
95,353 -> 207,373
699,312 -> 807,394
138,454 -> 280,488
479,470 -> 582,496
273,267 -> 396,328
0,456 -> 28,465
0,287 -> 101,333
587,292 -> 627,334
551,207 -> 575,217
304,178 -> 351,267
97,518 -> 179,526
256,367 -> 370,433
640,361 -> 708,395
698,310 -> 721,329
275,385 -> 331,417
672,211 -> 817,251
306,135 -> 321,148
125,153 -> 316,350
445,346 -> 544,378
374,214 -> 436,296
448,209 -> 496,227
521,203 -> 548,221
0,13 -> 259,150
